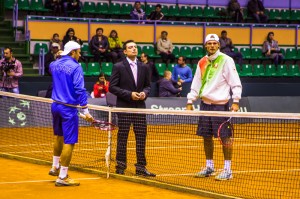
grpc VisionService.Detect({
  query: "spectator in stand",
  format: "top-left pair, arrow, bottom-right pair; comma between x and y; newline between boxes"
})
156,31 -> 175,65
147,4 -> 164,21
62,28 -> 83,47
0,47 -> 23,94
45,0 -> 62,16
140,52 -> 159,82
49,33 -> 63,52
219,30 -> 243,66
89,28 -> 109,63
108,30 -> 125,64
130,1 -> 146,24
45,43 -> 61,76
93,72 -> 109,98
262,32 -> 284,67
171,56 -> 193,83
247,0 -> 268,23
158,70 -> 182,97
62,0 -> 81,17
228,0 -> 243,23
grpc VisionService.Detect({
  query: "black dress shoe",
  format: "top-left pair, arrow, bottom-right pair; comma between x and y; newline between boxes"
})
136,168 -> 156,177
116,169 -> 125,175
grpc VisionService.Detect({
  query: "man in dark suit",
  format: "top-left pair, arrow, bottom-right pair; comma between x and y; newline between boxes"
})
109,40 -> 155,177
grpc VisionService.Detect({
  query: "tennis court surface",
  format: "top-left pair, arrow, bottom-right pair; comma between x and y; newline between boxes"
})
0,91 -> 299,199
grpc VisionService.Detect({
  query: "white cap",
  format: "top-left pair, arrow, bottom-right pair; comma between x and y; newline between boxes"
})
61,41 -> 81,56
51,42 -> 60,50
205,34 -> 219,44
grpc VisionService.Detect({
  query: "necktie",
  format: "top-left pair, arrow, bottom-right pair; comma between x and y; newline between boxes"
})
130,62 -> 137,85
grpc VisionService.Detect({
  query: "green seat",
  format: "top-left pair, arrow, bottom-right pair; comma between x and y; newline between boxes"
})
30,0 -> 49,12
137,45 -> 142,57
251,48 -> 263,59
34,43 -> 48,55
161,5 -> 169,16
172,46 -> 180,58
120,3 -> 133,15
191,6 -> 203,18
276,64 -> 288,76
155,63 -> 167,76
203,6 -> 215,19
180,46 -> 192,58
18,0 -> 30,11
285,48 -> 297,60
81,44 -> 93,59
109,2 -> 121,15
168,63 -> 176,73
235,64 -> 241,75
82,2 -> 96,14
252,64 -> 265,77
240,64 -> 253,77
145,4 -> 154,15
288,64 -> 300,76
191,46 -> 204,59
290,10 -> 300,21
240,47 -> 251,59
96,2 -> 109,14
265,64 -> 277,77
214,7 -> 227,19
142,45 -> 158,58
87,62 -> 100,76
192,63 -> 198,76
179,5 -> 192,18
280,9 -> 290,21
168,5 -> 179,17
79,62 -> 87,76
268,9 -> 280,21
101,62 -> 113,76
5,0 -> 15,9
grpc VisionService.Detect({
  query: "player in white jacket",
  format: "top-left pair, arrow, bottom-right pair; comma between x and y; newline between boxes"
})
186,34 -> 242,180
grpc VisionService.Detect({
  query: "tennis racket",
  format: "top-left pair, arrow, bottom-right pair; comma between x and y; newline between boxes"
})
217,117 -> 234,147
78,112 -> 117,131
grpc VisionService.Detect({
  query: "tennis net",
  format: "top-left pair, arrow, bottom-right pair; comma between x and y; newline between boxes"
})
0,91 -> 299,199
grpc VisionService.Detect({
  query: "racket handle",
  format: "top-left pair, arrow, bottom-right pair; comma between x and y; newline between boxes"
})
78,112 -> 86,119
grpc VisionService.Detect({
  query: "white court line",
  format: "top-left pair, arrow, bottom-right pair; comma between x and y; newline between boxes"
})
0,177 -> 101,185
156,168 -> 300,177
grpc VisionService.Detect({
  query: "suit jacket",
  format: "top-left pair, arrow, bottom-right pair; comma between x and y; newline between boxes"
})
109,59 -> 151,108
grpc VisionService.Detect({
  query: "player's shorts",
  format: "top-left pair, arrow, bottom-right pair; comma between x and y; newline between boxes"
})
51,102 -> 79,144
197,101 -> 232,138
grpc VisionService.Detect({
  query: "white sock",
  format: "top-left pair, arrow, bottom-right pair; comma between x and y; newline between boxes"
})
206,160 -> 214,169
224,160 -> 231,171
52,156 -> 60,168
59,166 -> 68,179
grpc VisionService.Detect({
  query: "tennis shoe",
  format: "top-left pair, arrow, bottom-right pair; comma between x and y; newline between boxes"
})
48,166 -> 60,176
195,167 -> 215,178
215,169 -> 233,181
55,175 -> 80,186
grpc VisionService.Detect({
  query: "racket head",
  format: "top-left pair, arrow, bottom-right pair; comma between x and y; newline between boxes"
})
91,120 -> 117,131
217,118 -> 234,147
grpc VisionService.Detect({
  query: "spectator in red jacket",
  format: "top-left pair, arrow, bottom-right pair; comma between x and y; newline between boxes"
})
93,72 -> 109,98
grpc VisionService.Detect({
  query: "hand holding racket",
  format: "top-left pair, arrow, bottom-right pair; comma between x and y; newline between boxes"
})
78,112 -> 117,131
217,117 -> 234,147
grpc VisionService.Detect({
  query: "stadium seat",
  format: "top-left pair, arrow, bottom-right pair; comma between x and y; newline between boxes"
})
87,62 -> 100,76
101,62 -> 113,76
203,6 -> 215,20
155,63 -> 167,76
235,64 -> 241,75
79,62 -> 87,76
172,46 -> 180,58
30,0 -> 50,12
265,64 -> 277,77
109,2 -> 121,15
284,48 -> 297,60
120,3 -> 133,15
280,9 -> 290,21
96,2 -> 109,15
240,47 -> 251,59
145,4 -> 154,15
179,5 -> 192,18
18,0 -> 30,11
191,6 -> 203,18
168,63 -> 176,73
268,9 -> 280,21
161,5 -> 169,16
191,46 -> 204,59
290,10 -> 300,22
142,45 -> 159,58
287,64 -> 300,76
240,64 -> 253,77
252,64 -> 265,77
34,43 -> 48,55
251,48 -> 263,59
137,45 -> 142,57
5,0 -> 15,9
81,44 -> 93,60
192,63 -> 198,75
168,5 -> 179,17
81,2 -> 96,15
276,64 -> 288,76
180,46 -> 192,58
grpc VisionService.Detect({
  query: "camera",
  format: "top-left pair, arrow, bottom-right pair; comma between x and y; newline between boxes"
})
1,60 -> 15,73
